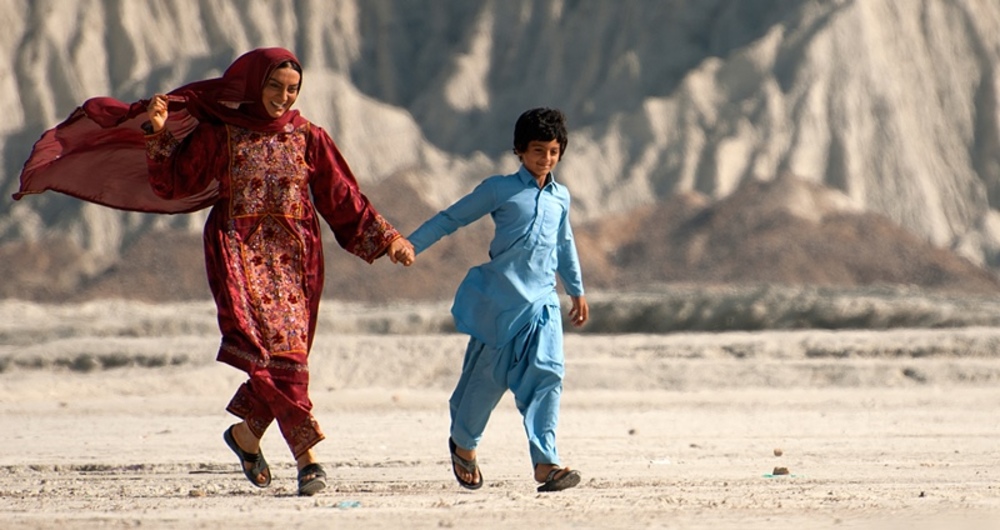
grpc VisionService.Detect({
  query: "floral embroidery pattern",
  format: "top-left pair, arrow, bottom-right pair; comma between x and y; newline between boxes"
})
219,340 -> 309,372
145,131 -> 180,161
219,125 -> 313,361
242,216 -> 309,357
348,213 -> 401,262
288,417 -> 324,458
228,126 -> 310,219
225,384 -> 274,438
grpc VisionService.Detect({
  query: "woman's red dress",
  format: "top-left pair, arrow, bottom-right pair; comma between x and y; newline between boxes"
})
146,120 -> 399,457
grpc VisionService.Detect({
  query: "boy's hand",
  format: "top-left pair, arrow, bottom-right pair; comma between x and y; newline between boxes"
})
569,295 -> 589,327
388,237 -> 415,266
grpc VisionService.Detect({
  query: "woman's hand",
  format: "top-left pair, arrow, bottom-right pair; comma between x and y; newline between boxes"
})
388,237 -> 415,266
146,94 -> 168,133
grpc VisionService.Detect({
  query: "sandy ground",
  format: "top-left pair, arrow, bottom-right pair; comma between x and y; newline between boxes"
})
2,332 -> 1000,529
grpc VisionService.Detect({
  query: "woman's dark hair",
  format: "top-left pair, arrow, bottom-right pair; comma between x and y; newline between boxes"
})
277,60 -> 302,74
513,107 -> 568,158
273,60 -> 303,86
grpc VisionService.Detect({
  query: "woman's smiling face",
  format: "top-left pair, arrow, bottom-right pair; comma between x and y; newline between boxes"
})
261,66 -> 300,118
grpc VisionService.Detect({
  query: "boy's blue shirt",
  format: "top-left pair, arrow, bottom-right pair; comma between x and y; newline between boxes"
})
408,165 -> 585,347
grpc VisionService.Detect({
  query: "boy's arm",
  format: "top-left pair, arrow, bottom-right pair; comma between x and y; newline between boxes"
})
556,200 -> 588,327
408,179 -> 496,255
555,208 -> 585,297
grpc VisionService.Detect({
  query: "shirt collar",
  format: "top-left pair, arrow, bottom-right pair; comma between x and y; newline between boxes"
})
517,165 -> 556,187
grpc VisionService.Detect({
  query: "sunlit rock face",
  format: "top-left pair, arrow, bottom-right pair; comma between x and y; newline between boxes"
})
3,0 -> 1000,302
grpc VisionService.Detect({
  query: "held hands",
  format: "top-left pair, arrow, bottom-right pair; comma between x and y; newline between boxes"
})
569,295 -> 589,327
146,94 -> 169,133
388,237 -> 416,266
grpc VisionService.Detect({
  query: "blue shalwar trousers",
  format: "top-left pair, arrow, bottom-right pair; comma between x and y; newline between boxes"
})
449,301 -> 565,467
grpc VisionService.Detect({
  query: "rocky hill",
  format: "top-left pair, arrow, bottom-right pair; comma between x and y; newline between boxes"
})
2,0 -> 1000,303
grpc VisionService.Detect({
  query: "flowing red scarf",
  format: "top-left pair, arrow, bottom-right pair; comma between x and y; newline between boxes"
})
12,47 -> 305,214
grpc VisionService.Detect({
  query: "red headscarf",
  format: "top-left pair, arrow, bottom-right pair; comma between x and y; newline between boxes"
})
13,47 -> 306,213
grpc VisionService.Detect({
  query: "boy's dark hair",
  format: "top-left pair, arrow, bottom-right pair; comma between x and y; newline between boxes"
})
513,108 -> 568,159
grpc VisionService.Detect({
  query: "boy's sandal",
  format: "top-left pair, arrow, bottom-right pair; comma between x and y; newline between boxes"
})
449,437 -> 483,490
297,463 -> 328,496
537,467 -> 581,492
223,425 -> 271,488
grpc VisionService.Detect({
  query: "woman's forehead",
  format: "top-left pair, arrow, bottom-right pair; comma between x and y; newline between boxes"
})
268,67 -> 301,85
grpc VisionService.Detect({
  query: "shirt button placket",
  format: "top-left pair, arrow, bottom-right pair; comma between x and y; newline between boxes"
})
532,188 -> 545,244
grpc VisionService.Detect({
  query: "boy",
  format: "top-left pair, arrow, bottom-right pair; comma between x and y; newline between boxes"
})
407,107 -> 589,492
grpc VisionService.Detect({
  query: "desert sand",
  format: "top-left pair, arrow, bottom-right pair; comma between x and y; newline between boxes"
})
1,300 -> 1000,529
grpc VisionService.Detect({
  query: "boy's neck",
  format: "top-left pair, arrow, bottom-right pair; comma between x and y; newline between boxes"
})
525,168 -> 550,188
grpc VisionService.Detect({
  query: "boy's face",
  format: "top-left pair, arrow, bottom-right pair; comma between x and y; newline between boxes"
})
517,139 -> 562,181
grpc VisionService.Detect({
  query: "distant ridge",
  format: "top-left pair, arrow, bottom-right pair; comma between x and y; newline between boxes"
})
2,0 -> 1000,302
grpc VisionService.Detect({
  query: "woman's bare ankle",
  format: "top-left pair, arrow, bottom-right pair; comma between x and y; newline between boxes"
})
233,422 -> 260,453
297,449 -> 317,471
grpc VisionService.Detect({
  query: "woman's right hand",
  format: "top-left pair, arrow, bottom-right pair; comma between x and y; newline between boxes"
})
146,94 -> 168,133
388,237 -> 415,266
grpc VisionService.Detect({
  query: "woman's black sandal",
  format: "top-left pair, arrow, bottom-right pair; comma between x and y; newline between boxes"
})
297,463 -> 328,496
223,425 -> 272,488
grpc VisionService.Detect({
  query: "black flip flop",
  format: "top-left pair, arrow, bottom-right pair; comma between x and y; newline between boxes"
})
537,467 -> 581,492
449,437 -> 483,490
297,463 -> 328,496
223,425 -> 271,488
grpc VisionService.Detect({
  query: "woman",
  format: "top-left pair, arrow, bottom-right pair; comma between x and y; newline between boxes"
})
14,47 -> 414,496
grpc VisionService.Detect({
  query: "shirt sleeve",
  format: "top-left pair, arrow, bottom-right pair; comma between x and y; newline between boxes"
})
308,125 -> 401,263
556,198 -> 585,297
407,178 -> 497,255
145,123 -> 222,200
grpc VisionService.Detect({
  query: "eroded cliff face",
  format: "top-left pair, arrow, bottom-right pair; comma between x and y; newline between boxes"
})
2,0 -> 1000,301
